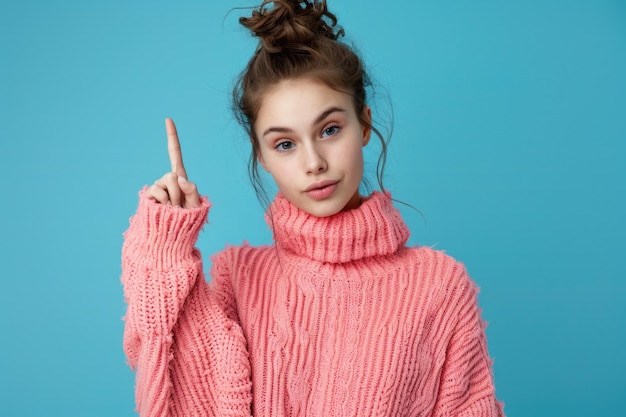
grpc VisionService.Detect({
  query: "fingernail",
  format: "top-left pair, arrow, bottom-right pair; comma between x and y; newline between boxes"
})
177,176 -> 187,184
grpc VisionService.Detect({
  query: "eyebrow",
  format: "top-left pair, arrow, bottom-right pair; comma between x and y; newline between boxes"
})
262,106 -> 346,138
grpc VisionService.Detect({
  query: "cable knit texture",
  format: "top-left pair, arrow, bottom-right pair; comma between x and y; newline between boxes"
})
122,189 -> 505,417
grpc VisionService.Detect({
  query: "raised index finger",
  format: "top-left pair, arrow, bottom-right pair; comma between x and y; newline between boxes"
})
165,118 -> 188,179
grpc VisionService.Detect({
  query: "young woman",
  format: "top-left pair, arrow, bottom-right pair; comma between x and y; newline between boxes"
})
121,1 -> 505,416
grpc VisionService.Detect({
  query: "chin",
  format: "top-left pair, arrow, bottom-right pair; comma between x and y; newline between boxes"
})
301,205 -> 342,218
291,199 -> 346,218
282,186 -> 360,217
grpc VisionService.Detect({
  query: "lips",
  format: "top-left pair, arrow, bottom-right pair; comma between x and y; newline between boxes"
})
304,179 -> 339,200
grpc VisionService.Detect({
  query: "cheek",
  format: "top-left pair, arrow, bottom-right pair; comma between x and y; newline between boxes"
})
348,145 -> 365,171
266,162 -> 293,188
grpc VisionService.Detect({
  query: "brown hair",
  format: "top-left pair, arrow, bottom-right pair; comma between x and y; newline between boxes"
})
232,0 -> 388,206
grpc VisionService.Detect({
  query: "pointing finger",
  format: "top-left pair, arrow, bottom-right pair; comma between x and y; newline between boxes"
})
166,118 -> 188,179
178,176 -> 201,209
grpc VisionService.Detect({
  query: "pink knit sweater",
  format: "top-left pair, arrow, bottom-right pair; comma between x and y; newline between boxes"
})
122,190 -> 505,417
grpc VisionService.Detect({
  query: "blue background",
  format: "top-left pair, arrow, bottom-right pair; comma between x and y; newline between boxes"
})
1,0 -> 624,416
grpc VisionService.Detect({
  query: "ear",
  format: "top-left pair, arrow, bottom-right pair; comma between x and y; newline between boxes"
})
361,106 -> 372,146
251,133 -> 270,172
257,149 -> 269,172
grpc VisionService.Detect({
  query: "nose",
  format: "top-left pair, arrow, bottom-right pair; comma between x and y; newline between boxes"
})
303,142 -> 327,174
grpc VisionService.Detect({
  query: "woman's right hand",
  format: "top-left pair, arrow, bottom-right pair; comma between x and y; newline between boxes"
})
146,118 -> 201,209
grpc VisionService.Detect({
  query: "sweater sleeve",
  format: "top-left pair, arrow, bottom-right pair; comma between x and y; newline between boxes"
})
121,189 -> 252,417
432,264 -> 505,417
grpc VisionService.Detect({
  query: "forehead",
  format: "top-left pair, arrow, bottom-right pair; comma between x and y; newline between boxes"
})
256,78 -> 354,126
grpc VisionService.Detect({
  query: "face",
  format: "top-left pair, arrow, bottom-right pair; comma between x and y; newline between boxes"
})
255,78 -> 371,217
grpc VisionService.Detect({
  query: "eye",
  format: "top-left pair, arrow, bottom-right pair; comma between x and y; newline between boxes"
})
275,140 -> 295,151
321,124 -> 340,138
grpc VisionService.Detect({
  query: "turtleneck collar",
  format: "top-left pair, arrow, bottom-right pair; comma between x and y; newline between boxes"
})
265,192 -> 410,264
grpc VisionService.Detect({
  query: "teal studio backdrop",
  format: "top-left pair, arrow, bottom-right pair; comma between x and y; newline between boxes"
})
1,0 -> 624,415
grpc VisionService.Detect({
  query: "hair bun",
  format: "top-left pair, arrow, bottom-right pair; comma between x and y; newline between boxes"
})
240,0 -> 344,53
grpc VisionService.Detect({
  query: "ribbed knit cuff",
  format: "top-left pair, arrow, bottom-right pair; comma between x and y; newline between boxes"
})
124,187 -> 211,270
